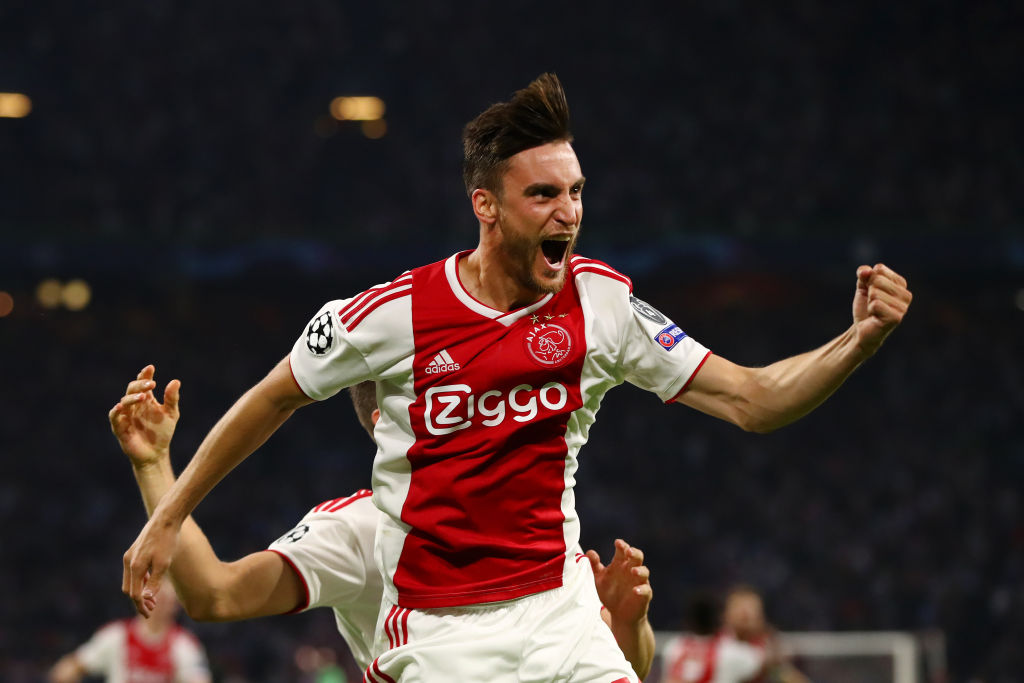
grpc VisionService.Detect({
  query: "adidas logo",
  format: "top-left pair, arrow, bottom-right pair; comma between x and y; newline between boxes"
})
425,349 -> 461,375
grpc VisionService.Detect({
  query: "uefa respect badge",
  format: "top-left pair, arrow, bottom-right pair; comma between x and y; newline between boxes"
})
655,324 -> 687,351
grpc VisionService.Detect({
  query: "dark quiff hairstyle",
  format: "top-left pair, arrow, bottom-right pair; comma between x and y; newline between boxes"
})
347,380 -> 378,442
462,72 -> 573,197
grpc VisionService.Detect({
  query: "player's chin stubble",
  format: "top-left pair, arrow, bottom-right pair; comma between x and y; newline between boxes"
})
498,224 -> 579,297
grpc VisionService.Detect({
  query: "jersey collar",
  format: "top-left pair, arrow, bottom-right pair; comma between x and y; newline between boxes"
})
445,252 -> 553,327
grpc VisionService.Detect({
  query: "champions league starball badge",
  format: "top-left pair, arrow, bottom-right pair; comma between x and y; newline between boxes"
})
629,295 -> 668,325
305,312 -> 334,355
277,524 -> 310,543
524,323 -> 573,368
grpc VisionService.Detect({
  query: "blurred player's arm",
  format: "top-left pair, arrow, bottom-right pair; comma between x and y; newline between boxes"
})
763,631 -> 811,683
122,356 -> 312,615
48,654 -> 87,683
587,539 -> 656,680
111,366 -> 306,621
678,264 -> 911,433
48,621 -> 121,683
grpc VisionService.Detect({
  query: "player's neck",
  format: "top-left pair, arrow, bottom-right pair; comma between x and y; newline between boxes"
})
460,248 -> 544,313
134,616 -> 171,639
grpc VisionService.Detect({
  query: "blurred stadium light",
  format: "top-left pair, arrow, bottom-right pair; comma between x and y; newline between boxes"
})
0,92 -> 32,118
34,278 -> 92,310
61,279 -> 92,311
330,96 -> 385,121
36,279 -> 62,308
361,119 -> 387,139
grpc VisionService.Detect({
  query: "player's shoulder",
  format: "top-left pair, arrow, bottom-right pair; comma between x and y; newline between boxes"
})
335,270 -> 414,334
304,489 -> 377,519
169,624 -> 203,646
95,619 -> 130,637
569,255 -> 633,291
270,490 -> 377,551
270,490 -> 378,564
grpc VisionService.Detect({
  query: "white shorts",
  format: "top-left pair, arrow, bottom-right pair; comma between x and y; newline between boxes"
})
364,555 -> 638,683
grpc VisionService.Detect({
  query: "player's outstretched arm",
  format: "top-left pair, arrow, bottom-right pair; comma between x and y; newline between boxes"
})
111,366 -> 305,621
588,539 -> 655,681
678,263 -> 911,433
120,358 -> 312,616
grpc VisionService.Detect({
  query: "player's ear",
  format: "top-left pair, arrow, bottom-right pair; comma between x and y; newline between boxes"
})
371,409 -> 380,426
472,188 -> 498,225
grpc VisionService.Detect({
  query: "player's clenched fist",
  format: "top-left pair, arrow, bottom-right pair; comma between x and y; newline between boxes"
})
852,263 -> 912,354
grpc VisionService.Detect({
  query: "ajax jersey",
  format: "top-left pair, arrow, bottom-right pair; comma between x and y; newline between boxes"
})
289,252 -> 710,609
267,490 -> 382,670
74,619 -> 209,683
661,634 -> 766,683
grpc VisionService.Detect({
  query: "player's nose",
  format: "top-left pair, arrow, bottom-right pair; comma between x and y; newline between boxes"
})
553,193 -> 579,226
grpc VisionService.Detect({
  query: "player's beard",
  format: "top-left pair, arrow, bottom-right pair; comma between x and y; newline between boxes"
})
498,224 -> 579,296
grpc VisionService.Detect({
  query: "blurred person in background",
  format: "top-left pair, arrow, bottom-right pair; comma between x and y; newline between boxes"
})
661,585 -> 808,683
48,577 -> 210,683
109,366 -> 656,679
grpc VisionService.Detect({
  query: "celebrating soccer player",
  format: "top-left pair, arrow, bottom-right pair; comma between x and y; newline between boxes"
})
123,73 -> 910,682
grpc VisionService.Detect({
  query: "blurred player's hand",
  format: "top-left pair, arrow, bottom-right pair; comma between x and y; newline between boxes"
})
109,365 -> 181,468
852,263 -> 912,354
587,539 -> 652,626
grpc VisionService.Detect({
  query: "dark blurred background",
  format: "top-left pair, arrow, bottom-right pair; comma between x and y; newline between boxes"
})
1,1 -> 1022,681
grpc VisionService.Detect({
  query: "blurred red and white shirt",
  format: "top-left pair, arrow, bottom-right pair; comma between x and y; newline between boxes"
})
73,618 -> 209,683
661,633 -> 765,683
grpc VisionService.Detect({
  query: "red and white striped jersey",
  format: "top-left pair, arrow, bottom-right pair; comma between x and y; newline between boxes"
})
267,489 -> 381,670
289,251 -> 710,609
661,633 -> 765,683
74,618 -> 209,683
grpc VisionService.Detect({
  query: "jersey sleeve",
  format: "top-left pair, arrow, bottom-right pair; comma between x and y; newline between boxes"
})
618,292 -> 711,402
266,497 -> 377,612
289,274 -> 415,401
289,300 -> 374,401
74,622 -> 122,675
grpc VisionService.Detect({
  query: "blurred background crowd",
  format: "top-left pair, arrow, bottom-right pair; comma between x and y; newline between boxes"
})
1,0 -> 1021,681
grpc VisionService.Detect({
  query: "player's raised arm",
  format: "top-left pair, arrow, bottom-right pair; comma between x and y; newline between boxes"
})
111,366 -> 307,621
588,539 -> 656,681
121,356 -> 313,616
677,263 -> 911,433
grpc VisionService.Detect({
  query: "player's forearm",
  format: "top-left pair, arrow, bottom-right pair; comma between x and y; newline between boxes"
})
166,517 -> 239,621
738,325 -> 867,432
679,325 -> 871,433
609,616 -> 655,680
132,458 -> 176,517
131,458 -> 238,619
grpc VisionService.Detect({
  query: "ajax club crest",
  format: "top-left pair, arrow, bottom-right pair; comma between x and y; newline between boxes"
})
524,323 -> 573,368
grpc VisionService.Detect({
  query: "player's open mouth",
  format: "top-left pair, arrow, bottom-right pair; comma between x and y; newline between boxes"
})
541,237 -> 571,269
